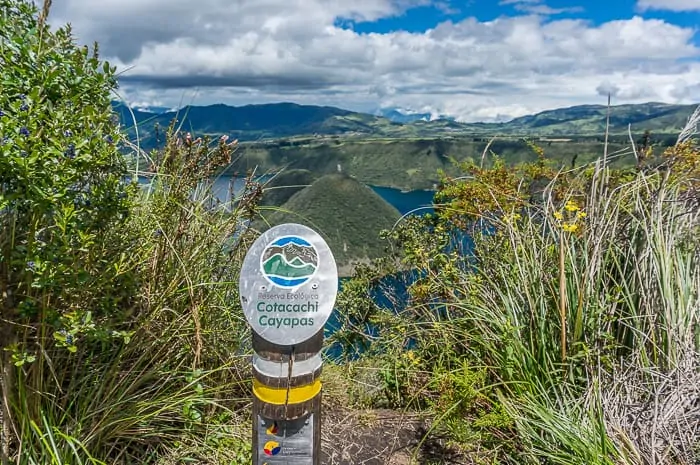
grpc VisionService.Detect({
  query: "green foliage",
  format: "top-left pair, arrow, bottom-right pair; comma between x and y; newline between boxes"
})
334,137 -> 700,463
503,384 -> 619,465
0,3 -> 256,462
0,0 -> 132,335
154,424 -> 252,465
663,139 -> 700,195
0,2 -> 134,460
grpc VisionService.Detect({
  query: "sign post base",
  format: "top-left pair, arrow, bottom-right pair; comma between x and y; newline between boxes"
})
252,394 -> 321,465
239,224 -> 337,465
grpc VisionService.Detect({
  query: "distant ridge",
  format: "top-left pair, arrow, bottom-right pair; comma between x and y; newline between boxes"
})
112,100 -> 697,148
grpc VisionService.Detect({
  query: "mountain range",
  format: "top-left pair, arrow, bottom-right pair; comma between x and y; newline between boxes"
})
112,100 -> 697,148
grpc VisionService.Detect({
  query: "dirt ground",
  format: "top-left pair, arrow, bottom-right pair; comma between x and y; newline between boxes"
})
320,408 -> 469,465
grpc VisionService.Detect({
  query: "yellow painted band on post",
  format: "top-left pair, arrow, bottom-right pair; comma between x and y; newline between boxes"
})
253,378 -> 322,405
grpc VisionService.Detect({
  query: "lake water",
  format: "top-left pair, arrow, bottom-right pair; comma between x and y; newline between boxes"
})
219,176 -> 436,215
135,174 -> 436,356
135,174 -> 436,216
369,186 -> 435,216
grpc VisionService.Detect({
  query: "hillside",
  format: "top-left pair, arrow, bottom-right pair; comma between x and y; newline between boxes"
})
504,102 -> 697,135
117,100 -> 693,190
255,173 -> 401,275
231,136 -> 640,190
113,100 -> 697,148
258,169 -> 319,207
113,101 -> 404,146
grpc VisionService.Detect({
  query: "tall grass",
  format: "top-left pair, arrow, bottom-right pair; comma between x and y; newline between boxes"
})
487,167 -> 699,463
3,120 -> 261,463
334,114 -> 700,463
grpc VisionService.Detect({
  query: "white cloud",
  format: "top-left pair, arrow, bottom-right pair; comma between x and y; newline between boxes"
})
596,81 -> 620,97
498,0 -> 584,15
636,0 -> 700,11
49,0 -> 700,122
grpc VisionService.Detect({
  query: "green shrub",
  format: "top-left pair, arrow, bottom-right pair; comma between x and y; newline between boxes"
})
334,131 -> 700,463
0,2 -> 258,462
1,0 -> 134,460
0,0 -> 132,344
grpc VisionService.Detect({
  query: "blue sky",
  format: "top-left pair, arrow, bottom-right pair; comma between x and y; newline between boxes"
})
350,0 -> 700,35
52,0 -> 700,121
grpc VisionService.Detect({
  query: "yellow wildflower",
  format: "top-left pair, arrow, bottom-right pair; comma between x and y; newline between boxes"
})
564,200 -> 579,212
554,211 -> 563,220
403,351 -> 420,365
562,222 -> 579,233
577,211 -> 587,219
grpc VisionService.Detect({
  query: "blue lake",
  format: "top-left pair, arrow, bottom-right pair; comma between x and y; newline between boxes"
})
369,186 -> 435,216
135,175 -> 436,217
135,174 -> 438,355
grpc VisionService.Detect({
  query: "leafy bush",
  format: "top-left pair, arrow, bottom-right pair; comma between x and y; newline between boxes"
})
1,0 -> 134,460
0,0 -> 132,345
0,2 -> 258,463
333,121 -> 700,463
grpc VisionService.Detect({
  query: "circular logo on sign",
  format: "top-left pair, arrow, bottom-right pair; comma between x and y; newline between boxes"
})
260,236 -> 319,288
263,440 -> 281,456
239,223 -> 338,346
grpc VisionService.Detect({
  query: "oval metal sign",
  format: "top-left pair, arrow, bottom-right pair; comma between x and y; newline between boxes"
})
239,223 -> 338,346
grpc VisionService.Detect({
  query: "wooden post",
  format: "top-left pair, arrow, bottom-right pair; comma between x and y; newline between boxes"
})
239,224 -> 337,465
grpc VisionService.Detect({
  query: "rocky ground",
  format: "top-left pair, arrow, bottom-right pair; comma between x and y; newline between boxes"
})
320,408 -> 469,465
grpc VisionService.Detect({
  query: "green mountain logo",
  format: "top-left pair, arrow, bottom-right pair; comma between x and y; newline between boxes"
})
260,236 -> 318,288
